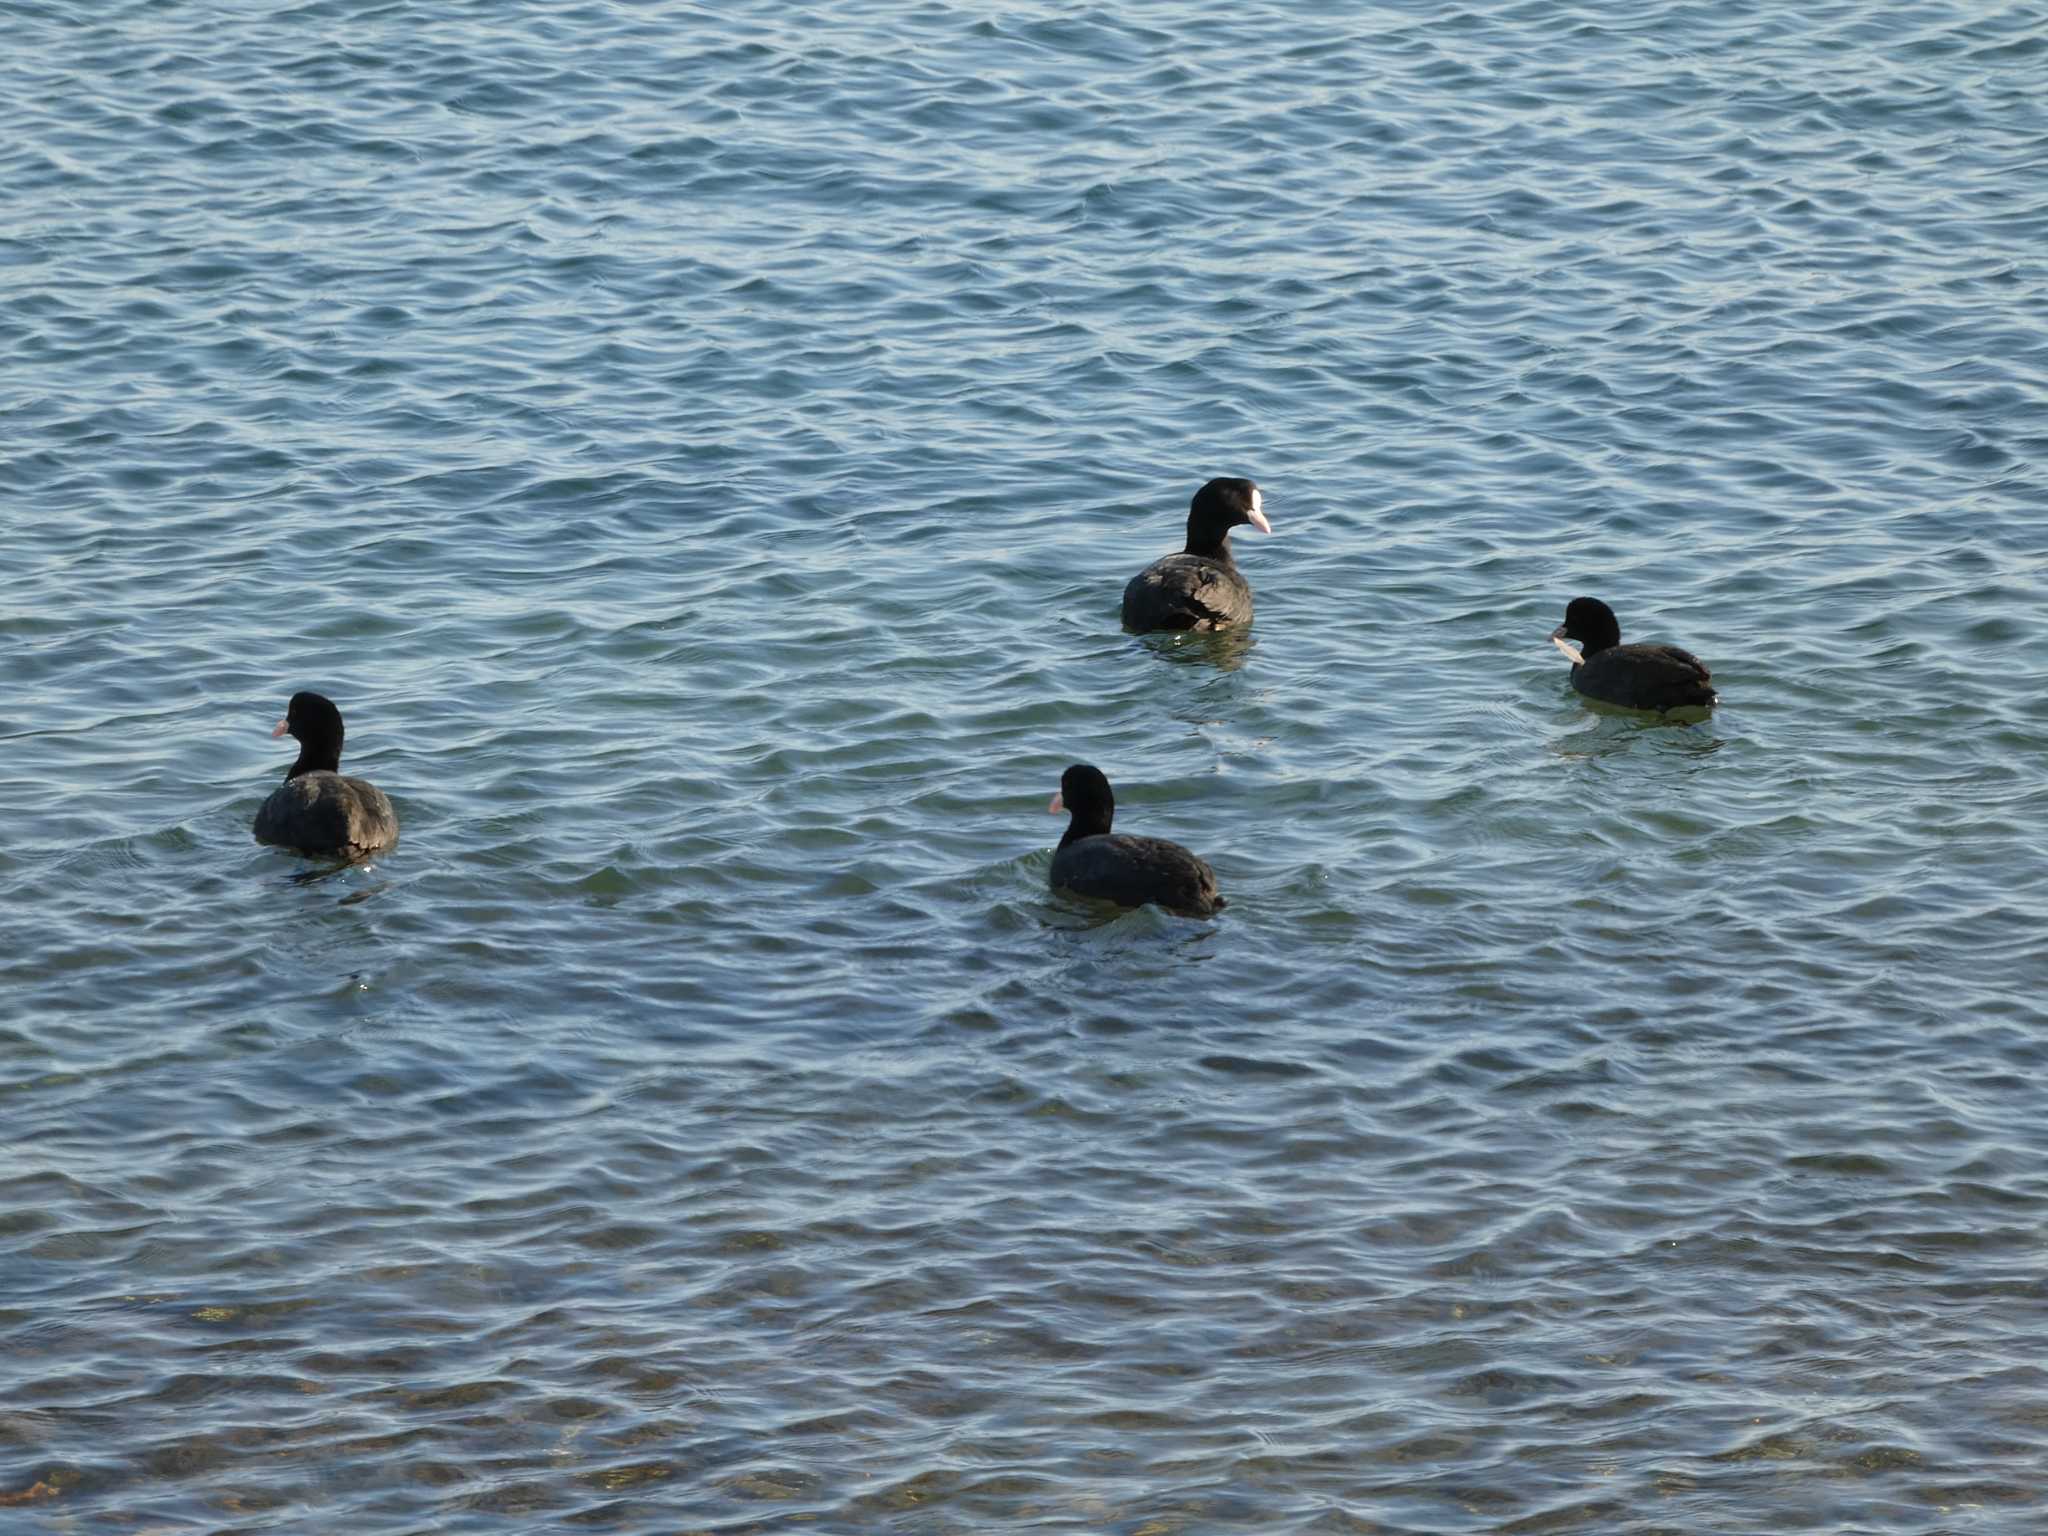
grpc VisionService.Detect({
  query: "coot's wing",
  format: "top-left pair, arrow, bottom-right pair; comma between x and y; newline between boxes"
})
334,776 -> 400,851
252,785 -> 293,847
1639,644 -> 1714,700
1054,833 -> 1224,915
1122,555 -> 1252,632
1579,643 -> 1716,710
253,773 -> 399,855
254,774 -> 351,852
1645,643 -> 1709,680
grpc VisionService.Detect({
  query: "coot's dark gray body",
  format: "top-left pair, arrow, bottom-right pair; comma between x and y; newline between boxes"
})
1046,764 -> 1225,918
1122,552 -> 1254,632
1571,643 -> 1715,711
1552,597 -> 1716,713
1052,831 -> 1224,916
1121,478 -> 1270,633
253,691 -> 400,857
254,771 -> 399,857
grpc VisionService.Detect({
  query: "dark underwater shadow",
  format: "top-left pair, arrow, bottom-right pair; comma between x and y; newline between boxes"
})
1550,695 -> 1726,760
1130,625 -> 1256,672
272,851 -> 395,903
1575,693 -> 1718,726
1038,884 -> 1227,933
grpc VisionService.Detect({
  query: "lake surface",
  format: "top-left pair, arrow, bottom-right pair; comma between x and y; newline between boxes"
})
5,0 -> 2047,1529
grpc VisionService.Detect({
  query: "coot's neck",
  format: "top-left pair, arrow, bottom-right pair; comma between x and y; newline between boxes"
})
286,738 -> 341,780
1183,525 -> 1237,563
1577,625 -> 1620,659
1058,807 -> 1114,849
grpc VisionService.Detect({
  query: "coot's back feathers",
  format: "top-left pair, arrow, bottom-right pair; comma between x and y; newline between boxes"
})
1122,478 -> 1270,633
1123,553 -> 1252,632
252,691 -> 399,857
254,770 -> 400,856
1046,763 -> 1224,917
1575,642 -> 1716,711
1550,597 -> 1716,712
1052,831 -> 1226,916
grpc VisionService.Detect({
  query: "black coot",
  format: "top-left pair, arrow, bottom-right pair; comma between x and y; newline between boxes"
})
1550,597 -> 1716,712
1046,764 -> 1225,916
252,691 -> 400,857
1121,478 -> 1271,632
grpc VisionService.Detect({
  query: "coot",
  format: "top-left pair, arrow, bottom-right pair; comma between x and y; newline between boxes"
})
1550,597 -> 1716,712
252,691 -> 400,857
1047,763 -> 1225,916
1121,478 -> 1271,632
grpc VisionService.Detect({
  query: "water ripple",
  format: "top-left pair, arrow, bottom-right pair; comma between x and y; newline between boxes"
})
4,0 -> 2047,1529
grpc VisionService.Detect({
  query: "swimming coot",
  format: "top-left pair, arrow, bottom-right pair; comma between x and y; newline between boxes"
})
1121,478 -> 1271,632
1550,597 -> 1716,712
252,691 -> 400,857
1047,764 -> 1225,916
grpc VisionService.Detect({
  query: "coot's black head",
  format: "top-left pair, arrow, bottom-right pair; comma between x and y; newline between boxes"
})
1184,477 -> 1271,558
272,690 -> 345,779
1552,597 -> 1621,657
1048,763 -> 1115,846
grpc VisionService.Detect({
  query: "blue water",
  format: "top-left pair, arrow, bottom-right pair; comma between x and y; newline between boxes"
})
5,1 -> 2048,1529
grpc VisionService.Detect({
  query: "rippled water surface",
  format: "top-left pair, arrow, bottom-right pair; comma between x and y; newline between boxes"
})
6,0 -> 2048,1529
